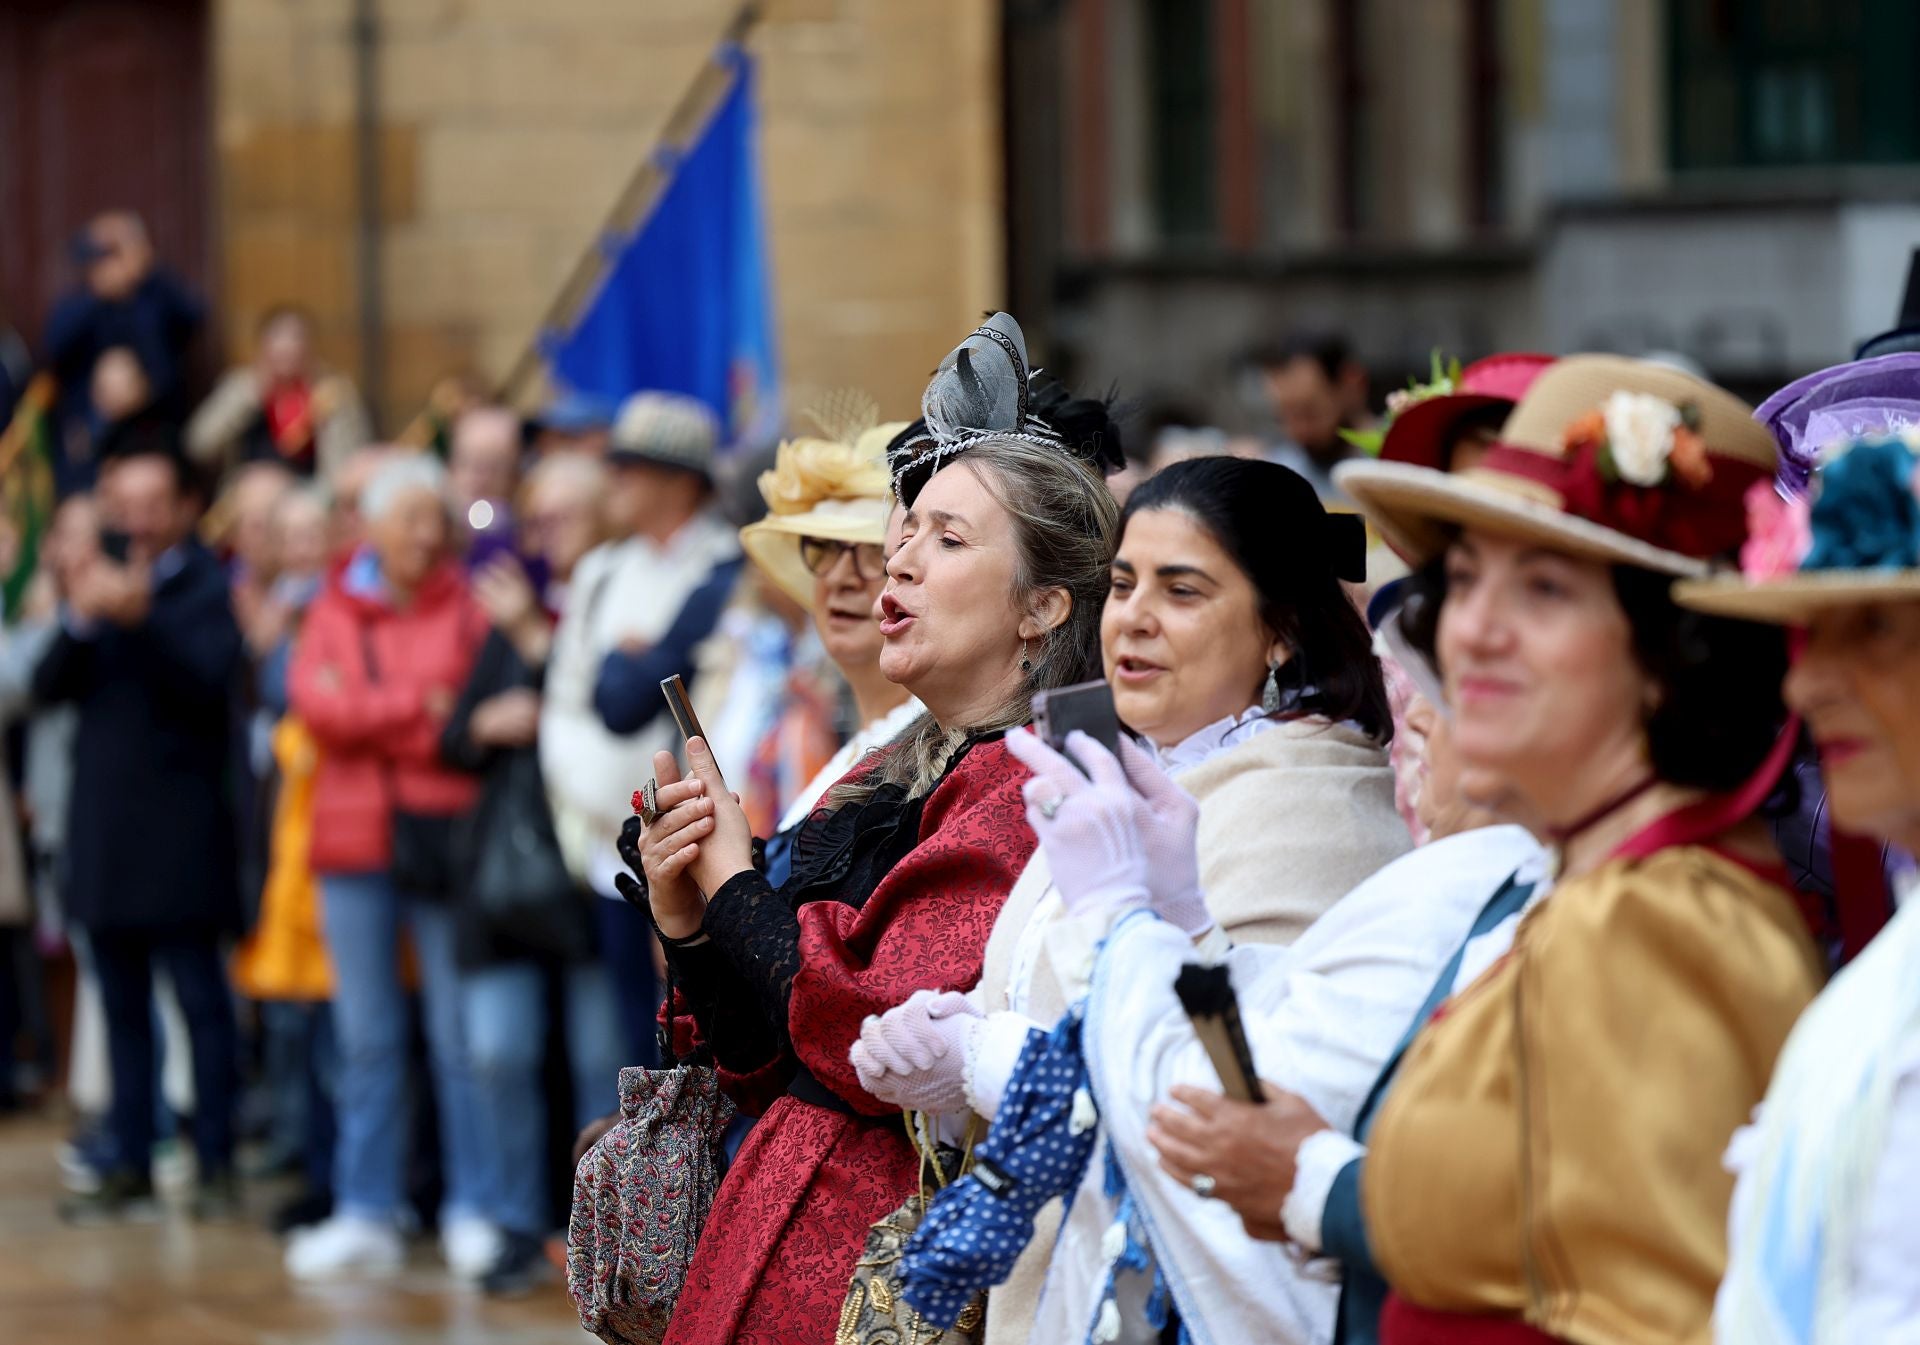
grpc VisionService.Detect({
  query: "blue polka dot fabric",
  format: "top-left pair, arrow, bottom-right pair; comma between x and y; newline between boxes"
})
898,1009 -> 1101,1329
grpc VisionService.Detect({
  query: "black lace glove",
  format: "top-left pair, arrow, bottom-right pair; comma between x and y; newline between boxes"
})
615,812 -> 649,911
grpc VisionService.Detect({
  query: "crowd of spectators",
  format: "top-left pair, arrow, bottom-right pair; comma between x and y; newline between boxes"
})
0,212 -> 863,1296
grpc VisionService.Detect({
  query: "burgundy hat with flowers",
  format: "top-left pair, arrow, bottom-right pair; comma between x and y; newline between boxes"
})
1376,352 -> 1556,469
1335,354 -> 1779,577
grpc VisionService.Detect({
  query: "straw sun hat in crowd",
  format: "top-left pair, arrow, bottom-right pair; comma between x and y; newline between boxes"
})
739,397 -> 909,610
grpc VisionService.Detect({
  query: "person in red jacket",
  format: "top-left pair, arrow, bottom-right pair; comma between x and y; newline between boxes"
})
285,453 -> 494,1281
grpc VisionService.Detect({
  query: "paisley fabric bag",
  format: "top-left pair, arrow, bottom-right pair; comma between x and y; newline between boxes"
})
566,1054 -> 735,1343
837,1114 -> 985,1345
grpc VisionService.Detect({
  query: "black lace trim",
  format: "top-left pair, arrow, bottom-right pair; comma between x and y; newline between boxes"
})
661,934 -> 780,1075
667,733 -> 1001,1058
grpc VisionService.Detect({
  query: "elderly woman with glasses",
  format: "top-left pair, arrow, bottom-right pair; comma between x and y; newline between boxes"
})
738,410 -> 922,842
285,453 -> 496,1281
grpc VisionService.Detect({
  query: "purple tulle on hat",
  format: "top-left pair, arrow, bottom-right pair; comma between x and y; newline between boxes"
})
1755,352 -> 1920,495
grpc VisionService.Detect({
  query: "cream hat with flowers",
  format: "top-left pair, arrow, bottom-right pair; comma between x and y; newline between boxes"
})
1336,354 -> 1779,578
739,394 -> 908,610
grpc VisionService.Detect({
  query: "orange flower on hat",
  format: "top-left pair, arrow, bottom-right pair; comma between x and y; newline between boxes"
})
1668,424 -> 1713,489
1563,409 -> 1607,454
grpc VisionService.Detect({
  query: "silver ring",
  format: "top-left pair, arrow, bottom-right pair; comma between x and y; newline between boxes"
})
1190,1173 -> 1216,1199
1037,794 -> 1062,820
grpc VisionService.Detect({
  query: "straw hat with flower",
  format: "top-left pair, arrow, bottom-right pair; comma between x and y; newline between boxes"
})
739,393 -> 908,610
1335,354 -> 1779,577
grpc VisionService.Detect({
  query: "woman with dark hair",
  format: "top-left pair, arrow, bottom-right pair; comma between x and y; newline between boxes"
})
851,455 -> 1410,1342
619,314 -> 1120,1345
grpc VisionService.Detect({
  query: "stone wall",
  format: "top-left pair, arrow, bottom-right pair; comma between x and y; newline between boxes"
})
212,0 -> 1002,431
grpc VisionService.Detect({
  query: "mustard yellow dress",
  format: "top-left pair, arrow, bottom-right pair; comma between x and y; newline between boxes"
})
1364,844 -> 1824,1345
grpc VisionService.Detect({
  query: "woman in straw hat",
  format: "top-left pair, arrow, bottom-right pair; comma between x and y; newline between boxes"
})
737,407 -> 922,845
1300,354 -> 1827,1344
1669,362 -> 1920,1343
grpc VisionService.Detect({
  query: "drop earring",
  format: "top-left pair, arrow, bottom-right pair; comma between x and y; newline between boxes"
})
1021,639 -> 1033,675
1261,661 -> 1282,713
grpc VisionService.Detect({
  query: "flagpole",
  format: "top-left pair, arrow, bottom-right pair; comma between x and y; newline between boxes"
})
398,0 -> 763,445
0,375 -> 55,480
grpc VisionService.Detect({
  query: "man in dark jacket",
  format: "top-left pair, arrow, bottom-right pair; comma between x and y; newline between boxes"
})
43,212 -> 204,495
36,425 -> 243,1220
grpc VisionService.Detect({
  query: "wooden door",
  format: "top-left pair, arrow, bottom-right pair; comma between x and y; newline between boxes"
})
0,0 -> 212,355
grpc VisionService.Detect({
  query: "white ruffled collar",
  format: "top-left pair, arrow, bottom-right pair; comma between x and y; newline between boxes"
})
1150,704 -> 1276,774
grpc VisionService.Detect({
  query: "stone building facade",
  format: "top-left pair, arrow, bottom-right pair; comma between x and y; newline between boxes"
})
1010,0 -> 1920,426
213,0 -> 1002,430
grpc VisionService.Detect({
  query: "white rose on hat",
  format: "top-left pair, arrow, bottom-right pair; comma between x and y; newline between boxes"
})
1604,390 -> 1685,487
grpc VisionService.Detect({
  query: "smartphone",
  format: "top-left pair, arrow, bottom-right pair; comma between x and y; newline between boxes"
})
100,528 -> 132,564
1172,963 -> 1267,1104
1031,679 -> 1121,775
659,674 -> 724,783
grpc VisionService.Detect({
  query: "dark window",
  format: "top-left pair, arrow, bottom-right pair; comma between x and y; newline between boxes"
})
1669,0 -> 1920,170
1465,0 -> 1505,232
1146,0 -> 1215,244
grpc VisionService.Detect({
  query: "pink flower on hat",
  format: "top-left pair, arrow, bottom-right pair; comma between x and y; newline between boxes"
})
1739,479 -> 1812,580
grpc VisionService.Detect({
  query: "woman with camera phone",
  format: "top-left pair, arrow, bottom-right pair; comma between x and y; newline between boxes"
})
622,315 -> 1119,1344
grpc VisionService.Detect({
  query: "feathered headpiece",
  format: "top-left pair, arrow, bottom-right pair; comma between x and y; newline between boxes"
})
889,312 -> 1121,505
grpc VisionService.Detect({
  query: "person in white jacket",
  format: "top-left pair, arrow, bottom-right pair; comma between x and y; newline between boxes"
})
538,392 -> 742,1065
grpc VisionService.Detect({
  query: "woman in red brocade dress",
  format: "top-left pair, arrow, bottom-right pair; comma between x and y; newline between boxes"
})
624,315 -> 1128,1344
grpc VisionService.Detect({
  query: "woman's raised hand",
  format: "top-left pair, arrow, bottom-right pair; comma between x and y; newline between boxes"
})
1114,736 -> 1211,937
680,736 -> 758,897
616,748 -> 712,941
1006,727 -> 1151,922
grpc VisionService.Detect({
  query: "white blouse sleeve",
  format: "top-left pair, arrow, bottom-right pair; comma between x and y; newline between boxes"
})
1842,1046 -> 1920,1341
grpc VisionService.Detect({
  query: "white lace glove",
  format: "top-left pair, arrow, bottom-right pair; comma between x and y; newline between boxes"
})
1006,727 -> 1151,921
1113,735 -> 1212,938
849,989 -> 983,1116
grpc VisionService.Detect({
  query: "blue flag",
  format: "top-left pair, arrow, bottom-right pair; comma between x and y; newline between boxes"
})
544,44 -> 779,449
